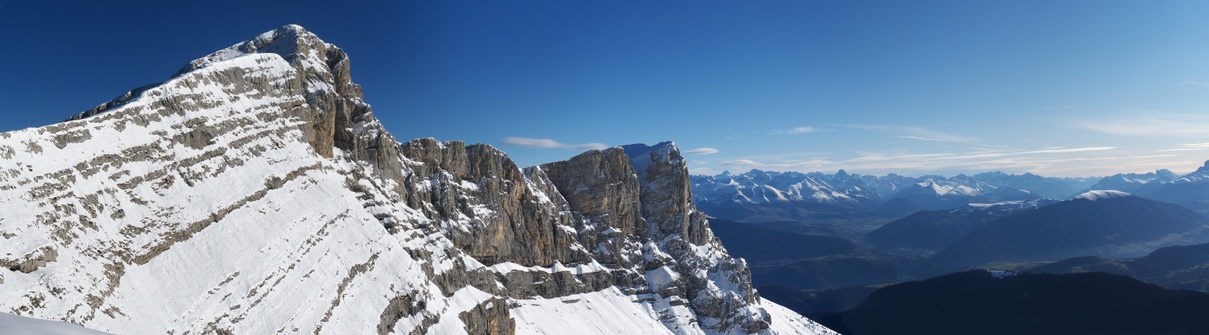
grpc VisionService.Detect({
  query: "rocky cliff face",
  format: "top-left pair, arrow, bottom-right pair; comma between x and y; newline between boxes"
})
0,25 -> 834,335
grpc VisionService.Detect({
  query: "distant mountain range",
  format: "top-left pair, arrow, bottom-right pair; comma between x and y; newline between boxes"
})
1083,162 -> 1209,213
928,191 -> 1209,268
709,219 -> 918,290
864,199 -> 1059,253
693,164 -> 1209,226
691,169 -> 1100,223
695,165 -> 1209,331
1026,241 -> 1209,292
765,240 -> 1209,317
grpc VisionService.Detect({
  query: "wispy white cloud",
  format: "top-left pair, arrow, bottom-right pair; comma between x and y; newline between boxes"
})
721,159 -> 763,166
711,146 -> 1149,177
1158,142 -> 1209,152
1078,114 -> 1209,137
1181,81 -> 1209,90
769,126 -> 821,135
845,153 -> 954,163
1042,105 -> 1075,111
683,148 -> 720,155
720,158 -> 837,170
501,137 -> 609,150
896,135 -> 965,142
843,124 -> 979,144
1017,147 -> 1116,154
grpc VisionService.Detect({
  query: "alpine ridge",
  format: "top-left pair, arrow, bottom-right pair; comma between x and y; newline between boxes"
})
0,25 -> 834,334
690,169 -> 1097,224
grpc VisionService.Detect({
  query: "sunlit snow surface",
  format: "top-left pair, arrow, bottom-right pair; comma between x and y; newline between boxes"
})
511,287 -> 838,335
1074,190 -> 1131,201
0,312 -> 112,335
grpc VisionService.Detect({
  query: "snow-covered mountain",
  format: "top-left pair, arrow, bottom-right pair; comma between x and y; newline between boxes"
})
969,171 -> 1098,199
690,170 -> 883,207
1083,162 -> 1209,213
691,169 -> 1088,222
864,199 -> 1058,253
1082,169 -> 1179,194
0,25 -> 834,335
929,191 -> 1209,268
891,175 -> 1041,210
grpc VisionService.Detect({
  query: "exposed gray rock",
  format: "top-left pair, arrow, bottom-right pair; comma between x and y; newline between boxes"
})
400,138 -> 589,267
0,246 -> 57,273
625,142 -> 767,333
541,148 -> 648,268
624,142 -> 712,246
459,297 -> 515,335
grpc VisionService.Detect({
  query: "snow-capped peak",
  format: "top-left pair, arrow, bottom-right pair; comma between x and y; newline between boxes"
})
175,24 -> 330,76
1074,190 -> 1131,201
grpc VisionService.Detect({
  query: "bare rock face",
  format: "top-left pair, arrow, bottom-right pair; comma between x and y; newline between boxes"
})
1,25 -> 833,335
623,142 -> 769,333
623,142 -> 713,245
399,138 -> 588,267
541,148 -> 648,268
460,297 -> 515,335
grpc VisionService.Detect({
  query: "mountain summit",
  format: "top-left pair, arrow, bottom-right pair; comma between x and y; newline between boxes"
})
0,25 -> 833,334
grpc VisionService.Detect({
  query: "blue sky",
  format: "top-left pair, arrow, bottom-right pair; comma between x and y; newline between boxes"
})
3,1 -> 1209,177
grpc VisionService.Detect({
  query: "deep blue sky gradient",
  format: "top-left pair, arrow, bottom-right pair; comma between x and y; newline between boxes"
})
3,0 -> 1209,176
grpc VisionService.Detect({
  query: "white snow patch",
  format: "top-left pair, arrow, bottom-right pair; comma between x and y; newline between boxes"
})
759,300 -> 841,335
457,180 -> 480,191
511,287 -> 674,335
645,266 -> 680,291
489,260 -> 610,275
1074,190 -> 1131,201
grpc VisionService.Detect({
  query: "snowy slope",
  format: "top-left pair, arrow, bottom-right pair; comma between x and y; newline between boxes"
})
0,25 -> 833,335
0,312 -> 111,335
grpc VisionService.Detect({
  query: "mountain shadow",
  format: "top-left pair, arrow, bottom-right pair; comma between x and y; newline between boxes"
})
811,270 -> 1209,335
1027,242 -> 1209,293
929,194 -> 1209,269
710,219 -> 919,290
864,200 -> 1054,254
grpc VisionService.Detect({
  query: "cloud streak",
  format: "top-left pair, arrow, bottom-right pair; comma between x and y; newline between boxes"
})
1078,114 -> 1209,137
769,126 -> 821,135
843,124 -> 980,144
1181,81 -> 1209,90
684,148 -> 720,155
1158,142 -> 1209,152
501,137 -> 609,150
711,146 -> 1144,177
1018,147 -> 1116,154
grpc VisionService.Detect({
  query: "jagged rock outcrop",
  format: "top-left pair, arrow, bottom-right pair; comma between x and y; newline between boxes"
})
541,148 -> 647,267
398,138 -> 588,267
0,25 -> 835,335
624,143 -> 713,246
